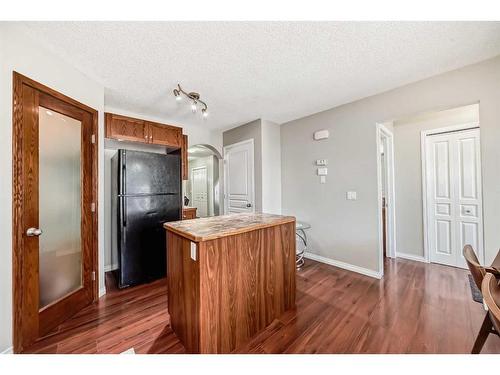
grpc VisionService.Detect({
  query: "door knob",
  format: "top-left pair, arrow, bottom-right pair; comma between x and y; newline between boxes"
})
26,227 -> 43,237
246,203 -> 252,208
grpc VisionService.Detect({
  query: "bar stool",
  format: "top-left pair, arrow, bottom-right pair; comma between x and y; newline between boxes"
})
296,221 -> 310,269
463,245 -> 500,353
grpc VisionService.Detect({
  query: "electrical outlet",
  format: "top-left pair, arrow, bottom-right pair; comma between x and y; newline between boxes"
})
316,159 -> 328,166
190,242 -> 197,261
346,191 -> 357,200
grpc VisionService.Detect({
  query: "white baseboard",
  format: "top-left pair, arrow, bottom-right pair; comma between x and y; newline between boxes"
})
99,286 -> 106,298
1,346 -> 13,354
104,263 -> 118,273
304,252 -> 382,279
396,252 -> 428,263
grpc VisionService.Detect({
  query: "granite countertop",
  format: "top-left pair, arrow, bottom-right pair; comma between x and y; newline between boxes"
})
164,212 -> 296,242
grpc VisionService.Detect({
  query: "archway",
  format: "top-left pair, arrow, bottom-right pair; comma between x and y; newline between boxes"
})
184,144 -> 223,217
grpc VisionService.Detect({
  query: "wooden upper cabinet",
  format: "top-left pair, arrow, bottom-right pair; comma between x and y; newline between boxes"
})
105,112 -> 183,148
182,134 -> 188,180
148,121 -> 182,148
105,113 -> 148,143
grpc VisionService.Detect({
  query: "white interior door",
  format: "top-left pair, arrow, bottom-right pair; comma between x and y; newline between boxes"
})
223,139 -> 255,213
191,166 -> 208,217
425,128 -> 483,268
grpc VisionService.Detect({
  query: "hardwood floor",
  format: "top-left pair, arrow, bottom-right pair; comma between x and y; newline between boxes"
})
25,258 -> 500,354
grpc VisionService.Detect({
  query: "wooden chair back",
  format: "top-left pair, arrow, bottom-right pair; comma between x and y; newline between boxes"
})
482,274 -> 500,333
463,245 -> 486,290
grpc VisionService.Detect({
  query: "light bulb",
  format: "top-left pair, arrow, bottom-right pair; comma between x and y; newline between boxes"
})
173,88 -> 182,102
191,102 -> 197,113
202,109 -> 208,119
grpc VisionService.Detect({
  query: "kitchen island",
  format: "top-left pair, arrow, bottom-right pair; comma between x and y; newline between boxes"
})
164,213 -> 296,353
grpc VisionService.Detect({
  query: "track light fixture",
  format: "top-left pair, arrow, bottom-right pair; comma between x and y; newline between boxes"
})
173,84 -> 208,119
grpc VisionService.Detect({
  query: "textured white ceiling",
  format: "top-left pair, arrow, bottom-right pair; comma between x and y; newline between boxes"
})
18,22 -> 500,131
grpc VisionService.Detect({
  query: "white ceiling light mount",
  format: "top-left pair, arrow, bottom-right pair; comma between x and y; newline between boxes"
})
173,84 -> 209,119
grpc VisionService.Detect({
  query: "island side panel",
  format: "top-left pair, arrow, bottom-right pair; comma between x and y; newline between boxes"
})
198,221 -> 296,353
166,230 -> 200,353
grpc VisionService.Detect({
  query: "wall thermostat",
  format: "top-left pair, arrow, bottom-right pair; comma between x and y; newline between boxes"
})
313,129 -> 329,140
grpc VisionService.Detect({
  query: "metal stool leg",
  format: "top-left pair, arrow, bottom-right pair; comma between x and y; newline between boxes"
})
296,228 -> 307,269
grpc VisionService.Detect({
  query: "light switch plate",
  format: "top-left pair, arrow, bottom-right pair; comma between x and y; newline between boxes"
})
317,167 -> 328,176
346,191 -> 357,200
320,176 -> 326,184
190,242 -> 197,261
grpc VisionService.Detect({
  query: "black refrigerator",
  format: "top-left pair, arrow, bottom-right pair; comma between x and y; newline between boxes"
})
111,149 -> 181,288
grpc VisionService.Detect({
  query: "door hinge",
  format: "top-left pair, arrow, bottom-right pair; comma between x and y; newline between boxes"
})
91,134 -> 96,144
91,202 -> 96,213
91,271 -> 96,281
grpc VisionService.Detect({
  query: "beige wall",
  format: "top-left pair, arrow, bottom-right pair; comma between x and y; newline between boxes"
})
281,55 -> 500,276
261,120 -> 282,214
0,24 -> 106,352
394,104 -> 479,258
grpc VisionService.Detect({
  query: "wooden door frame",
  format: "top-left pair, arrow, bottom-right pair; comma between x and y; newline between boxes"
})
12,72 -> 99,353
421,122 -> 483,265
376,123 -> 396,279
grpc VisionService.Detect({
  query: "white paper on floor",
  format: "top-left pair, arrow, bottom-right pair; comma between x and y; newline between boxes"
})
120,348 -> 136,354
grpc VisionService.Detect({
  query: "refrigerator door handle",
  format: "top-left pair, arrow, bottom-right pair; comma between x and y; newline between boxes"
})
121,197 -> 127,227
121,161 -> 126,196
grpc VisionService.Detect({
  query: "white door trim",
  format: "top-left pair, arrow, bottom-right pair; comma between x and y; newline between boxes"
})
376,123 -> 396,278
421,122 -> 483,264
223,138 -> 255,214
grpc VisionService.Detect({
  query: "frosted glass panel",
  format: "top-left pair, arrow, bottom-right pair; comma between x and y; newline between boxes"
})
39,107 -> 82,309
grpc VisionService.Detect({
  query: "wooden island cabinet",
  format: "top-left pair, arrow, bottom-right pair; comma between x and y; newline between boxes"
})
164,213 -> 296,354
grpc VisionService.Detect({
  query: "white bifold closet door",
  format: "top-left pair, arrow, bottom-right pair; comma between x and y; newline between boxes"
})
425,128 -> 483,268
